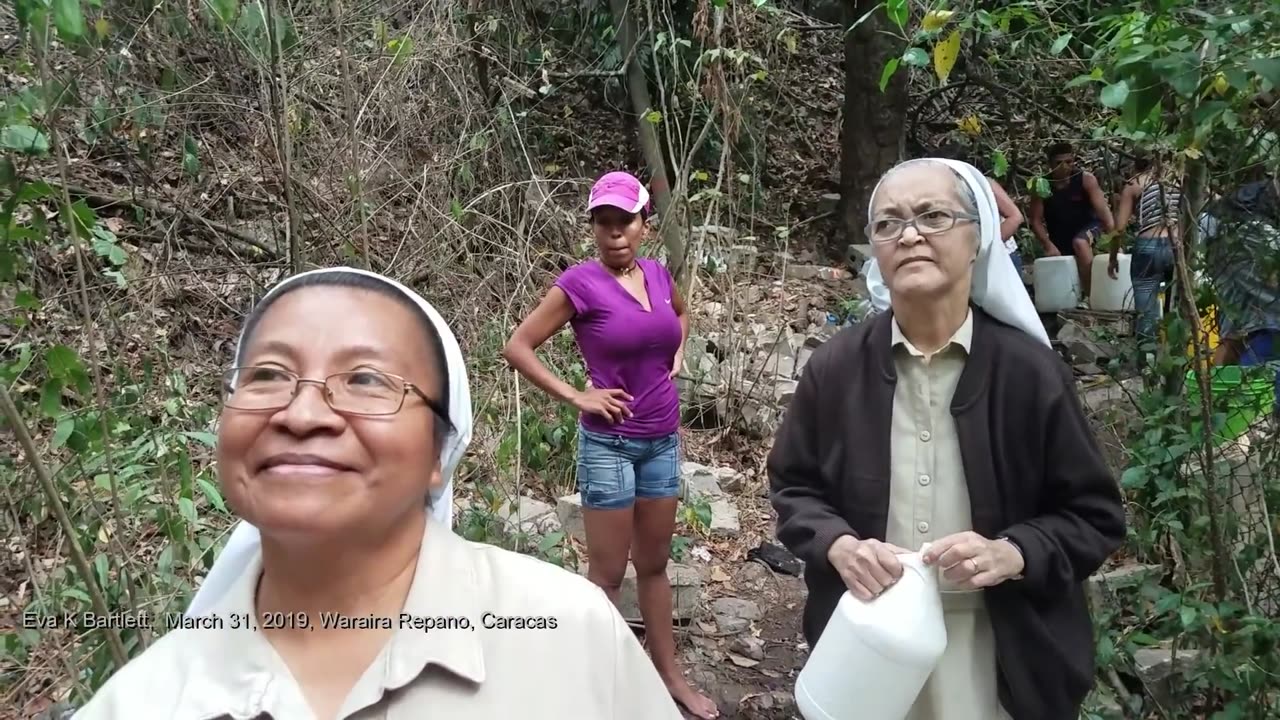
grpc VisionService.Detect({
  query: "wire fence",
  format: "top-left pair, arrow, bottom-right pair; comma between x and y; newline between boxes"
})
1072,178 -> 1280,622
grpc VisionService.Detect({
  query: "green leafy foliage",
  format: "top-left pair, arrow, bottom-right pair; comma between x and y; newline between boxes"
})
885,0 -> 909,30
52,0 -> 86,42
182,135 -> 200,178
1,124 -> 50,154
1100,80 -> 1130,108
207,0 -> 240,29
902,47 -> 929,67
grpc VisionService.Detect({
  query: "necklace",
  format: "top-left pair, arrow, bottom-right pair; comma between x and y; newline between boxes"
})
602,259 -> 637,277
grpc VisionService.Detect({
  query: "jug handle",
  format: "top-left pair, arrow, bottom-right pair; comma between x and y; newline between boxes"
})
898,542 -> 938,584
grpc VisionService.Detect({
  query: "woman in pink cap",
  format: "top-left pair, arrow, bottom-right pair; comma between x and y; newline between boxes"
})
504,171 -> 718,718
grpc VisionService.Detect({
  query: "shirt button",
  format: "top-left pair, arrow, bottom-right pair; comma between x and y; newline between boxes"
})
919,474 -> 931,486
917,521 -> 930,533
920,430 -> 932,442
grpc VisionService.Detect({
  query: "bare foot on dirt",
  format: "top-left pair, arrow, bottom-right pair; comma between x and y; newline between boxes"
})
666,675 -> 719,719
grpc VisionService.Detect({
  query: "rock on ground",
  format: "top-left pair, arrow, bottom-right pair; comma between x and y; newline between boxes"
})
1132,641 -> 1203,710
711,597 -> 762,621
555,493 -> 586,545
576,561 -> 704,622
495,495 -> 560,535
680,462 -> 743,536
677,261 -> 863,438
1088,564 -> 1161,594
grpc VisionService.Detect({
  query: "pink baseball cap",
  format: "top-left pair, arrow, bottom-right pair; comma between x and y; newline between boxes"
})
588,171 -> 651,215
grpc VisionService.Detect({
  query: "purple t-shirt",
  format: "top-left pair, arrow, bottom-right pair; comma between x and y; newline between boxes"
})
554,258 -> 682,438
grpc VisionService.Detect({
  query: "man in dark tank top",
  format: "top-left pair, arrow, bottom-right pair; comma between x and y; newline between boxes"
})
1029,142 -> 1116,302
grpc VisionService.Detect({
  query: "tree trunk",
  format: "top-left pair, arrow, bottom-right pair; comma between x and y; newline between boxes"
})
606,0 -> 688,286
836,0 -> 908,260
264,0 -> 302,272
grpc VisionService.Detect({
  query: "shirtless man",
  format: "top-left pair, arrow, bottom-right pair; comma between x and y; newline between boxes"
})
1029,142 -> 1116,301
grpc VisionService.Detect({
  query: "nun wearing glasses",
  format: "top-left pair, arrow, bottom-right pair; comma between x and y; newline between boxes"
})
768,159 -> 1125,720
75,268 -> 683,719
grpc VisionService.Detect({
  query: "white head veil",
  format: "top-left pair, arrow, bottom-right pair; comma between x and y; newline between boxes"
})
862,158 -> 1050,347
184,266 -> 473,617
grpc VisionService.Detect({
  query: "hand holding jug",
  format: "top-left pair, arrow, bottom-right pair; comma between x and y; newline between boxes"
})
922,531 -> 1026,589
827,535 -> 912,600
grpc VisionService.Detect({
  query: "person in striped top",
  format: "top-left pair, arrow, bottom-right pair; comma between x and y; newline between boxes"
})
1109,155 -> 1182,341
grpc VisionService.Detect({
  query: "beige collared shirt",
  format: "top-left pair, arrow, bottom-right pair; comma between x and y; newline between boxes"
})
886,310 -> 1012,720
887,310 -> 975,564
74,518 -> 684,720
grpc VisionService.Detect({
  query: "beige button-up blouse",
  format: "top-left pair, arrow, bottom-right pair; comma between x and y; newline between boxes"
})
886,311 -> 1013,720
74,517 -> 684,720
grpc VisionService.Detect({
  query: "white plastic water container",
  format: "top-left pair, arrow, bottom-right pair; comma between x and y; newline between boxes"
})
1090,253 -> 1134,312
795,549 -> 947,720
1033,256 -> 1081,312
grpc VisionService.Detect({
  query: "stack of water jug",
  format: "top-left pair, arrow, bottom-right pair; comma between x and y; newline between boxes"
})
1032,253 -> 1136,313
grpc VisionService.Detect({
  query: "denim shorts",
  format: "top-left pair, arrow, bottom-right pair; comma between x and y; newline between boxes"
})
576,427 -> 681,510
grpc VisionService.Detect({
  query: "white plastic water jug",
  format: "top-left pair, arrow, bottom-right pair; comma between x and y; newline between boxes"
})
795,548 -> 947,720
1033,256 -> 1081,312
1090,253 -> 1134,312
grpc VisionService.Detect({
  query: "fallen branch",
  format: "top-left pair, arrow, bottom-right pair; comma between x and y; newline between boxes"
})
37,178 -> 278,258
544,68 -> 626,79
500,76 -> 538,100
785,20 -> 841,32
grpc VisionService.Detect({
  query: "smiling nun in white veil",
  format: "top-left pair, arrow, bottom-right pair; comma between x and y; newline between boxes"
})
768,159 -> 1124,720
186,267 -> 469,617
76,267 -> 684,719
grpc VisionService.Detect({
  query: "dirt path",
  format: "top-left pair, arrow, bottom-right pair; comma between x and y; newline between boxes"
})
655,456 -> 810,720
679,558 -> 807,719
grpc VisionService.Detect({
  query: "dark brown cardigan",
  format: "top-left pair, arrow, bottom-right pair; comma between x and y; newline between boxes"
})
768,308 -> 1125,720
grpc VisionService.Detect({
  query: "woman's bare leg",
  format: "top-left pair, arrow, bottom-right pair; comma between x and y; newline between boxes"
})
633,497 -> 719,719
582,507 -> 633,604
